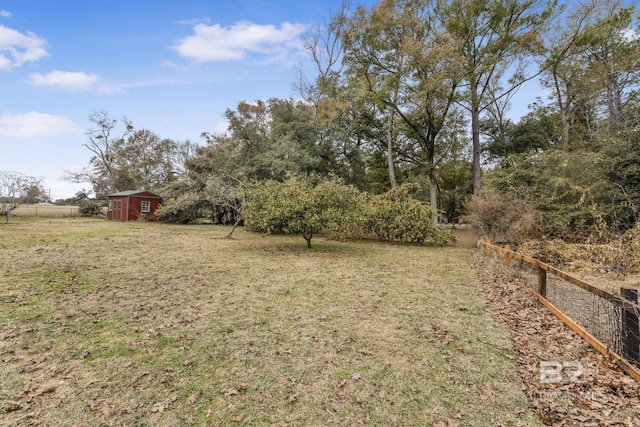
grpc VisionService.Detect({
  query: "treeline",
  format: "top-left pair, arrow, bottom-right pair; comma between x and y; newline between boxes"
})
70,0 -> 639,242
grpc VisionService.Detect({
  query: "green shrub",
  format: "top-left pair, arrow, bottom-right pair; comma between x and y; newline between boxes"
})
364,185 -> 453,245
316,179 -> 366,241
243,179 -> 325,248
242,179 -> 454,247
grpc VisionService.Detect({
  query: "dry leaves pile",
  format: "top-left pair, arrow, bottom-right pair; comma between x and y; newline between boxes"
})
517,222 -> 640,281
472,252 -> 640,426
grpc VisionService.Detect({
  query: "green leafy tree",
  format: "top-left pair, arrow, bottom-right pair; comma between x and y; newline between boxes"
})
540,0 -> 602,149
111,129 -> 182,192
158,138 -> 241,224
437,0 -> 557,195
342,0 -> 464,221
482,105 -> 559,163
242,178 -> 453,247
215,99 -> 351,183
575,1 -> 639,137
438,158 -> 473,223
298,2 -> 379,191
243,178 -> 327,248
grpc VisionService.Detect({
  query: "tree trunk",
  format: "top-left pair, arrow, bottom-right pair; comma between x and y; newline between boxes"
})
606,74 -> 624,137
430,176 -> 439,225
387,105 -> 398,190
607,84 -> 619,136
554,72 -> 570,149
471,78 -> 482,196
225,218 -> 242,239
561,109 -> 570,150
303,232 -> 313,248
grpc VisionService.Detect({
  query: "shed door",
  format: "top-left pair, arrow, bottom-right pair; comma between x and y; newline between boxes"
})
112,200 -> 123,221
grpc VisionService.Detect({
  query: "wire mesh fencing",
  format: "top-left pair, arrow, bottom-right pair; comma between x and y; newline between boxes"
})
479,241 -> 640,376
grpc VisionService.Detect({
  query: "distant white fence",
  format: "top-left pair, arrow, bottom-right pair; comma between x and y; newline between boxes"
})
11,205 -> 81,217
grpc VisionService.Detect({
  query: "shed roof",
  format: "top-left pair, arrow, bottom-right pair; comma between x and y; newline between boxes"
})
108,190 -> 162,198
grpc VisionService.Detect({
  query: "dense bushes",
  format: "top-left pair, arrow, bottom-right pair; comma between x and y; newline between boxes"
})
484,150 -> 631,242
243,179 -> 453,247
243,179 -> 325,248
78,200 -> 105,217
365,185 -> 453,245
462,189 -> 539,243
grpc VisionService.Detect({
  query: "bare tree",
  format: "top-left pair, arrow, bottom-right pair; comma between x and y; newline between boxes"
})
0,171 -> 44,223
64,110 -> 132,197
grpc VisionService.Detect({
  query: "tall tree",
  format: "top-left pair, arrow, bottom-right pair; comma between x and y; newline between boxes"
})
112,129 -> 182,191
541,1 -> 600,149
342,0 -> 415,191
436,0 -> 557,195
218,98 -> 350,182
64,111 -> 132,197
159,136 -> 243,224
66,111 -> 188,197
298,3 -> 378,191
576,1 -> 639,137
342,0 -> 463,221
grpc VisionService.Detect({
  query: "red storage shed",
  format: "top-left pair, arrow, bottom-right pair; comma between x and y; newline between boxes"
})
107,190 -> 162,222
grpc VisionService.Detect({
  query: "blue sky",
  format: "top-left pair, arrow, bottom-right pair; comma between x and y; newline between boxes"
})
0,0 -> 380,199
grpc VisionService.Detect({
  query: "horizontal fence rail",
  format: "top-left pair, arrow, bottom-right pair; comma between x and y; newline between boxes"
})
8,205 -> 81,217
479,240 -> 640,382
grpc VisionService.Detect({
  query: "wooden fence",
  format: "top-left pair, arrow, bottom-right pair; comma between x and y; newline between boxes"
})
479,240 -> 640,382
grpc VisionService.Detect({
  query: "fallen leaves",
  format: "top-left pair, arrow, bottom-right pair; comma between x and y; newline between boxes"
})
473,251 -> 640,425
186,392 -> 198,406
479,382 -> 495,401
221,387 -> 239,399
150,395 -> 177,413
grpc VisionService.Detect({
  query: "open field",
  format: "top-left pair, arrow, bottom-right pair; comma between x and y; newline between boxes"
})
0,218 -> 539,426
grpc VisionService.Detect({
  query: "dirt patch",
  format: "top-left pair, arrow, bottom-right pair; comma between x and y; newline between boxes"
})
472,251 -> 640,426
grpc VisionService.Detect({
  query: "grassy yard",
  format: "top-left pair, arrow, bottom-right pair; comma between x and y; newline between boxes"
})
0,218 -> 539,426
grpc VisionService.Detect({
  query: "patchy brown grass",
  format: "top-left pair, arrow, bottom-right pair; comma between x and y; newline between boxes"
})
0,218 -> 538,426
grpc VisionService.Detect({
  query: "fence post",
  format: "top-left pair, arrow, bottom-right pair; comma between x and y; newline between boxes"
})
538,255 -> 547,298
622,288 -> 639,367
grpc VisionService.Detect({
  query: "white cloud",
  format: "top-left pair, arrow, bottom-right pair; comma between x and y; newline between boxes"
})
0,24 -> 48,70
28,70 -> 100,91
172,20 -> 308,62
0,112 -> 80,138
161,60 -> 188,71
0,10 -> 11,18
178,17 -> 211,26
